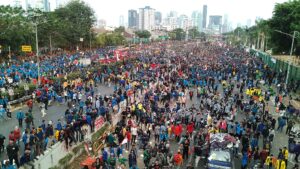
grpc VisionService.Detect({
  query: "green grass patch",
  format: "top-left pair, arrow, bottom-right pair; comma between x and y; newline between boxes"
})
58,153 -> 73,165
49,166 -> 60,169
72,143 -> 84,154
91,123 -> 109,142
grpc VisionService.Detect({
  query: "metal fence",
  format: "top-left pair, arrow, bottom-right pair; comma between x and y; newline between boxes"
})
250,49 -> 300,82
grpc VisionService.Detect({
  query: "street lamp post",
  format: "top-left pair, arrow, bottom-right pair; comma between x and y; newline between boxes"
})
286,31 -> 295,85
274,30 -> 299,86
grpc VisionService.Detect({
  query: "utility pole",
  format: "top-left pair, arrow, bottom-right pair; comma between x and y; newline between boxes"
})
36,23 -> 40,87
8,46 -> 11,62
49,35 -> 52,54
286,31 -> 296,85
89,30 -> 92,51
274,30 -> 299,86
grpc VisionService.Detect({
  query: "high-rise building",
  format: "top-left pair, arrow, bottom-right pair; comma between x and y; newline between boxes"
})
168,11 -> 178,18
202,5 -> 207,29
222,14 -> 229,33
208,15 -> 222,34
25,0 -> 34,10
13,0 -> 22,7
128,10 -> 138,29
178,15 -> 192,30
119,15 -> 125,27
191,11 -> 203,32
97,19 -> 107,28
35,0 -> 50,11
138,6 -> 155,31
25,0 -> 50,11
56,0 -> 68,9
155,12 -> 162,25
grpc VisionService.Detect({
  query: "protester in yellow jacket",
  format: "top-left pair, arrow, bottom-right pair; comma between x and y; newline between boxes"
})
282,147 -> 288,160
276,159 -> 286,169
265,154 -> 277,168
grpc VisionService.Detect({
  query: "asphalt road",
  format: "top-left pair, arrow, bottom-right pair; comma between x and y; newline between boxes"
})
0,82 -> 297,169
0,84 -> 114,162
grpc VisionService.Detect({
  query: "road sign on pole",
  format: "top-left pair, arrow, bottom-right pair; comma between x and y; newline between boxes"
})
21,45 -> 32,52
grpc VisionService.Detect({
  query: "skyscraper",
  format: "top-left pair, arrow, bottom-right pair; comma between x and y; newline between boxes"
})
13,0 -> 22,7
128,10 -> 138,29
191,11 -> 203,32
138,6 -> 155,31
25,0 -> 34,10
25,0 -> 50,11
56,0 -> 67,9
98,19 -> 107,28
119,15 -> 125,27
222,14 -> 229,33
155,12 -> 162,25
202,5 -> 207,29
208,15 -> 222,34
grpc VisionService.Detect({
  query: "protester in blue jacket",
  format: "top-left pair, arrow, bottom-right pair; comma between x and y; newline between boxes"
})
16,111 -> 25,128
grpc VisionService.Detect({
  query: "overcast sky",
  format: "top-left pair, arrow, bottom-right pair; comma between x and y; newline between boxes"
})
1,0 -> 288,27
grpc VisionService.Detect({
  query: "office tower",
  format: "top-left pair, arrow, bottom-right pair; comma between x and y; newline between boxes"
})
202,5 -> 207,29
155,11 -> 162,25
208,15 -> 222,34
35,0 -> 49,11
119,15 -> 125,27
138,6 -> 155,31
192,11 -> 203,32
168,11 -> 178,18
56,0 -> 68,9
98,19 -> 107,28
13,0 -> 22,7
222,14 -> 229,33
25,0 -> 33,10
128,10 -> 138,28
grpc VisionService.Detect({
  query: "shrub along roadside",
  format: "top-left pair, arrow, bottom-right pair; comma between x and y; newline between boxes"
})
48,122 -> 110,169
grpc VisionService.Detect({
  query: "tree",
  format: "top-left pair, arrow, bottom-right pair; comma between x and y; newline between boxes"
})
0,0 -> 96,53
268,0 -> 300,54
135,30 -> 151,39
96,32 -> 126,47
114,26 -> 125,33
188,27 -> 200,39
199,32 -> 206,42
54,0 -> 96,49
168,28 -> 186,40
0,6 -> 33,54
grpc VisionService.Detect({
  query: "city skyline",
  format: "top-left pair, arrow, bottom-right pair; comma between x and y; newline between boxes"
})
1,0 -> 288,27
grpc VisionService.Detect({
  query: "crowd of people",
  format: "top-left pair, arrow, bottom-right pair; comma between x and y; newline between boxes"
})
0,41 -> 299,169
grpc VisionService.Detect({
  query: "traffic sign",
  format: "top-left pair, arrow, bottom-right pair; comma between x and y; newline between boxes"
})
21,45 -> 32,52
